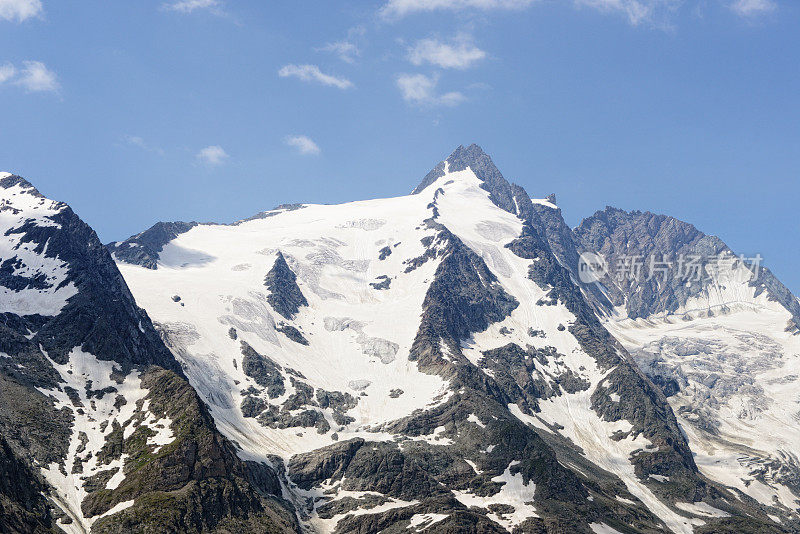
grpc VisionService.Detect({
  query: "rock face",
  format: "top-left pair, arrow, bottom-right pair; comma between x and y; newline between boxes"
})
3,143 -> 799,534
409,223 -> 520,366
0,434 -> 53,534
573,207 -> 800,327
0,176 -> 179,374
87,368 -> 298,534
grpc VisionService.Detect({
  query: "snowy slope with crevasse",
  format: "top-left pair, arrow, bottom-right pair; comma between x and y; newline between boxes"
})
119,184 -> 450,459
607,307 -> 800,518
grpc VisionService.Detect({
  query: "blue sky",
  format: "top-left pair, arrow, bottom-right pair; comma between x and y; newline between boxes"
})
1,0 -> 798,293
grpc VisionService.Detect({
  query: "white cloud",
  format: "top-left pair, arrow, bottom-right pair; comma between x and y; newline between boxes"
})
574,0 -> 681,26
0,0 -> 42,22
0,62 -> 15,84
162,0 -> 224,15
381,0 -> 534,19
396,73 -> 465,107
318,41 -> 360,63
730,0 -> 776,16
408,36 -> 486,69
318,26 -> 366,63
285,135 -> 321,155
0,61 -> 59,93
196,145 -> 228,166
14,61 -> 58,93
278,64 -> 353,89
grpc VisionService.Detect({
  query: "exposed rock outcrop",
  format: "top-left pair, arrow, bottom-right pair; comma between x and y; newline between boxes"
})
264,252 -> 308,320
107,221 -> 198,270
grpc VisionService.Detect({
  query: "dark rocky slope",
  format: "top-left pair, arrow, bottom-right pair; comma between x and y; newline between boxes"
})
0,175 -> 297,533
0,433 -> 54,534
88,368 -> 297,534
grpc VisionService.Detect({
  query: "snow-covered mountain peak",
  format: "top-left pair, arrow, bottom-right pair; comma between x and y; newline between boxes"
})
104,147 -> 797,532
413,143 -> 497,194
413,144 -> 540,224
1,173 -> 65,218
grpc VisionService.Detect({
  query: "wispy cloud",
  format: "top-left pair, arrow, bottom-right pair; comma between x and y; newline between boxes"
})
278,64 -> 354,89
383,0 -> 777,26
730,0 -> 776,17
0,61 -> 59,93
162,0 -> 224,15
317,26 -> 365,64
396,73 -> 465,107
318,41 -> 360,64
0,0 -> 42,23
380,0 -> 534,19
285,135 -> 321,155
124,135 -> 165,155
408,35 -> 486,69
196,145 -> 229,166
0,62 -> 15,84
574,0 -> 682,27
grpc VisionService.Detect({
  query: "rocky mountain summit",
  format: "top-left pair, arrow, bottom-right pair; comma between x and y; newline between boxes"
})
1,146 -> 798,534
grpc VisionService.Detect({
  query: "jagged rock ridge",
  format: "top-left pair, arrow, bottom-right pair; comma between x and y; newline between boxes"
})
574,206 -> 800,328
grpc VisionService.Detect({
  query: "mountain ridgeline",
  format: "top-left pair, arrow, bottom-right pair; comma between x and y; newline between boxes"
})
0,147 -> 797,534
